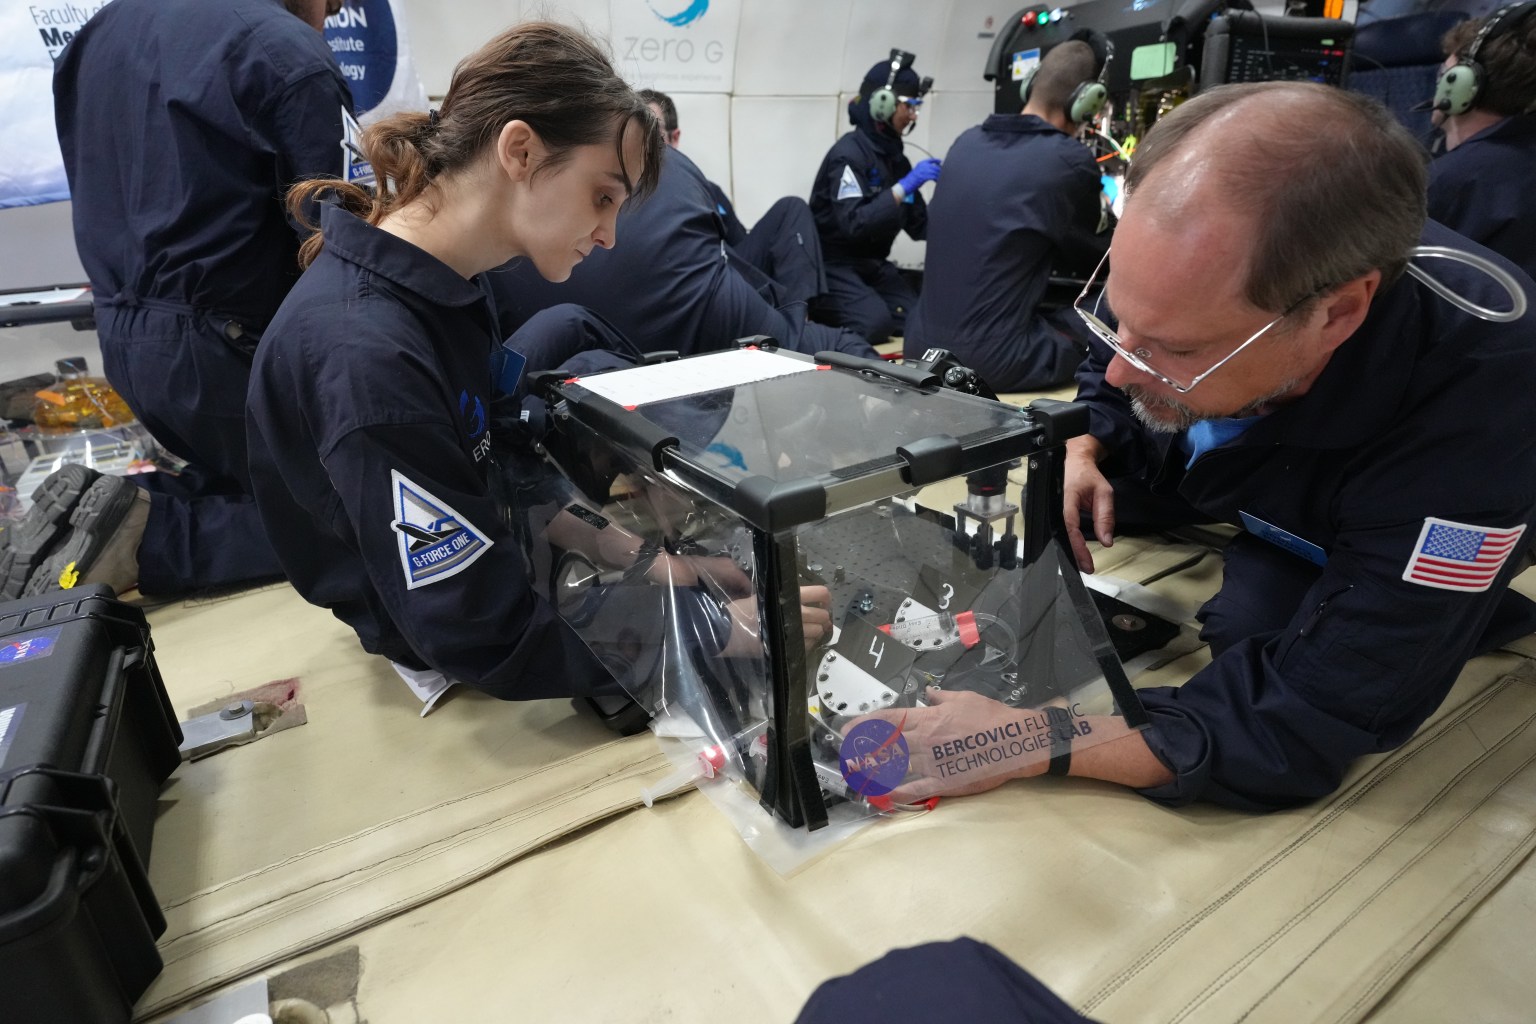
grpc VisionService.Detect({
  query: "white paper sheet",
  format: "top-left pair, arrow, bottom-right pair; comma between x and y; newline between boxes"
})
390,661 -> 455,717
573,348 -> 816,407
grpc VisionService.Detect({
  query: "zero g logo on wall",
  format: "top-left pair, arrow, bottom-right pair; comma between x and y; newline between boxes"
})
323,0 -> 397,113
616,0 -> 739,92
647,0 -> 709,27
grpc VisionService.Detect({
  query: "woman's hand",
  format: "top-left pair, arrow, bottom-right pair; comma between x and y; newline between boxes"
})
720,585 -> 832,657
647,553 -> 754,597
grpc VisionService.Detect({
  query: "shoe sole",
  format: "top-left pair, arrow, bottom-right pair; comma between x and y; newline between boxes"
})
24,475 -> 141,597
0,464 -> 100,600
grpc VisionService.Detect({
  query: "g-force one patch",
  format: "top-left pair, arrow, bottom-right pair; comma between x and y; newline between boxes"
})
390,469 -> 493,590
836,164 -> 863,200
341,107 -> 375,186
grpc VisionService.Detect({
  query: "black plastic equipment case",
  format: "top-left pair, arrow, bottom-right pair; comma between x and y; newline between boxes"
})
0,585 -> 182,1024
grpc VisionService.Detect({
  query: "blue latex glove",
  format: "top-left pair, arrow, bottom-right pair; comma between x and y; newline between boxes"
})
897,158 -> 941,196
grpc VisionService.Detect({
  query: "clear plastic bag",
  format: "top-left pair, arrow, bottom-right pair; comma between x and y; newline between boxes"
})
496,348 -> 1153,866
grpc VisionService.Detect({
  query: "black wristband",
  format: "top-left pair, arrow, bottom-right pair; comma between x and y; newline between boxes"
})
1045,706 -> 1073,777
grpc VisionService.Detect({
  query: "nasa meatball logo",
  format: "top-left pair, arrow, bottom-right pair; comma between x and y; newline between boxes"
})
460,390 -> 490,462
0,627 -> 62,667
838,716 -> 910,798
647,0 -> 710,27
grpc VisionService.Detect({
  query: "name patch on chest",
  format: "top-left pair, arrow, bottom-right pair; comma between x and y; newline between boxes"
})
1239,511 -> 1327,566
390,469 -> 493,590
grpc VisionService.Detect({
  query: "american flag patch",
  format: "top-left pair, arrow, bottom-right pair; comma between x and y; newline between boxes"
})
1401,518 -> 1528,592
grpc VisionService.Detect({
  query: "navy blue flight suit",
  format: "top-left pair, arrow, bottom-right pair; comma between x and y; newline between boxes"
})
905,115 -> 1105,392
809,104 -> 927,345
707,180 -> 750,247
247,207 -> 624,698
53,0 -> 352,594
703,177 -> 827,308
1075,221 -> 1536,811
487,148 -> 870,359
725,197 -> 829,309
1428,114 -> 1536,281
797,938 -> 1096,1024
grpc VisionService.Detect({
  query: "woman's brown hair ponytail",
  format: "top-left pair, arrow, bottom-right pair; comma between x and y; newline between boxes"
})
288,21 -> 663,270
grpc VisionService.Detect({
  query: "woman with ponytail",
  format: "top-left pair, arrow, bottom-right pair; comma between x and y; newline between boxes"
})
244,22 -> 672,708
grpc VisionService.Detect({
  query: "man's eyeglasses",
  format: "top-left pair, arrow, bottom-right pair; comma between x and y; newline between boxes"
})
1072,249 -> 1314,394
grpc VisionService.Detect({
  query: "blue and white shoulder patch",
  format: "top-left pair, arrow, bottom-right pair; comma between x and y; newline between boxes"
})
836,164 -> 863,200
341,107 -> 375,186
390,469 -> 493,590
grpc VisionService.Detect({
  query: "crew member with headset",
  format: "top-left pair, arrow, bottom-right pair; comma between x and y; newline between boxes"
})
639,88 -> 831,311
808,50 -> 939,345
1424,2 -> 1536,279
485,142 -> 873,360
904,35 -> 1112,392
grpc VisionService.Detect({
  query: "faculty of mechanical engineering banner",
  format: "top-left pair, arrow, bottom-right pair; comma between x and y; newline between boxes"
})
0,0 -> 425,209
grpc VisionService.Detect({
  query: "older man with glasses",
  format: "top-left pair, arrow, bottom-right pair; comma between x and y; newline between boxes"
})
851,81 -> 1536,812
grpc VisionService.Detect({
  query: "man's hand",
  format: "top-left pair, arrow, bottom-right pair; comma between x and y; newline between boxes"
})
848,689 -> 1047,802
1063,435 -> 1115,574
650,553 -> 754,597
848,691 -> 1166,801
720,585 -> 832,657
799,584 -> 832,648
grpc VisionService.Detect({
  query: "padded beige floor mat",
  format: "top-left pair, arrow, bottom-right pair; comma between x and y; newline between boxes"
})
1082,657 -> 1536,1024
135,551 -> 1536,1022
136,585 -> 670,1019
1362,844 -> 1536,1024
205,655 -> 1536,1024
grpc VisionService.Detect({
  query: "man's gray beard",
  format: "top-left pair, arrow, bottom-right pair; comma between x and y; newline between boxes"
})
1124,377 -> 1304,434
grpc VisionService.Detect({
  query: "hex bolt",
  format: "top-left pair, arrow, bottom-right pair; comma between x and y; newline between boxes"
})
219,700 -> 254,720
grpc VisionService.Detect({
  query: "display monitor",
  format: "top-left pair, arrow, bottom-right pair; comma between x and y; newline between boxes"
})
1200,12 -> 1355,89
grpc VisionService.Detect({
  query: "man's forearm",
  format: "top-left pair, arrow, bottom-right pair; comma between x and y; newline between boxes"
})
1068,723 -> 1174,789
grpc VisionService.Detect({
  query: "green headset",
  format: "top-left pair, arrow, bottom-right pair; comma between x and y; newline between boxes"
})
1432,2 -> 1536,116
1020,29 -> 1114,126
868,49 -> 919,124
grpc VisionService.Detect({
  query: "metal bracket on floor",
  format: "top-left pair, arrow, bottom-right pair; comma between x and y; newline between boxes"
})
178,699 -> 283,761
158,976 -> 271,1024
